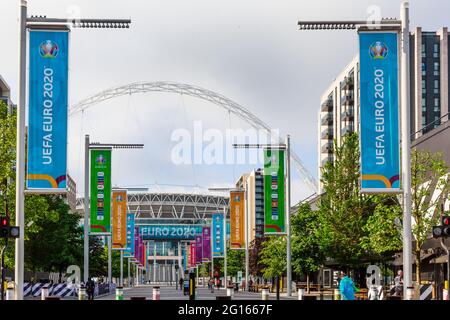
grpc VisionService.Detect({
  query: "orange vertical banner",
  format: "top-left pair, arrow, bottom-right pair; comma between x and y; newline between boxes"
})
112,190 -> 127,249
230,191 -> 245,249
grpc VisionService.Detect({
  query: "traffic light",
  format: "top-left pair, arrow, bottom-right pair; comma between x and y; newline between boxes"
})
0,216 -> 9,238
442,216 -> 450,237
0,216 -> 20,239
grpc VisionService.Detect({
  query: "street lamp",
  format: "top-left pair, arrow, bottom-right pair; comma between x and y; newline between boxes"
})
83,135 -> 144,290
297,2 -> 413,299
15,0 -> 132,300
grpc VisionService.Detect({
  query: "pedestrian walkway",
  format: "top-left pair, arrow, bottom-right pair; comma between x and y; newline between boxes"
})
97,284 -> 299,300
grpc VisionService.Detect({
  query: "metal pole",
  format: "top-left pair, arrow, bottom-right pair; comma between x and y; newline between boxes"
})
286,135 -> 292,296
223,206 -> 227,286
127,257 -> 130,287
1,240 -> 8,300
440,238 -> 449,299
15,0 -> 27,300
400,0 -> 413,298
178,242 -> 183,277
107,236 -> 112,290
135,264 -> 138,285
120,250 -> 123,286
245,186 -> 249,291
84,134 -> 90,283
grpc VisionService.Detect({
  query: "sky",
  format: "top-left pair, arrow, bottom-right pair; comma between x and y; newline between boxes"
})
1,0 -> 449,204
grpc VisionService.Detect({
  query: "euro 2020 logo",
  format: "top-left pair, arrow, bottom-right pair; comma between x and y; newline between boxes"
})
39,40 -> 59,59
369,41 -> 388,60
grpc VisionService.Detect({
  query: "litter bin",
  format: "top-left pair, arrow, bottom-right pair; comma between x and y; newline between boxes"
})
41,284 -> 50,300
153,286 -> 160,300
79,285 -> 86,300
115,286 -> 124,300
261,286 -> 270,300
298,287 -> 305,300
226,285 -> 234,298
333,289 -> 341,300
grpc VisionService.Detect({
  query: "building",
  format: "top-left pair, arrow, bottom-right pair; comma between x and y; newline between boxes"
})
318,27 -> 450,192
235,169 -> 265,245
66,174 -> 77,212
0,75 -> 12,107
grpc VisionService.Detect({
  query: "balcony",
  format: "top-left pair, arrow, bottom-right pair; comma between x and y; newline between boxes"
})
321,129 -> 333,140
341,124 -> 354,136
340,76 -> 354,90
321,156 -> 334,167
321,142 -> 333,154
341,93 -> 354,106
321,114 -> 333,126
341,108 -> 354,121
321,99 -> 333,112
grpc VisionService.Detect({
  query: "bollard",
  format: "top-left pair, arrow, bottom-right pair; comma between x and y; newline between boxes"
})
298,287 -> 305,300
153,286 -> 160,300
368,286 -> 378,300
6,287 -> 14,300
405,286 -> 415,300
226,285 -> 234,298
333,289 -> 341,301
79,285 -> 86,300
41,285 -> 49,300
115,286 -> 124,300
261,286 -> 270,300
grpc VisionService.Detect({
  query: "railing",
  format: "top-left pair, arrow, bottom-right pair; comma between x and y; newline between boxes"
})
321,129 -> 334,140
321,99 -> 333,112
321,115 -> 333,125
340,77 -> 354,90
341,124 -> 354,136
341,108 -> 354,120
341,93 -> 354,106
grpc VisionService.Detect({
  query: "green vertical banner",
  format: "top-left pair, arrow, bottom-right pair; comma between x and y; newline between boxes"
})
263,148 -> 286,235
90,149 -> 112,234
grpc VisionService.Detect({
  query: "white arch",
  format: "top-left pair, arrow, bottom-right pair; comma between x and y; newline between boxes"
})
69,81 -> 318,193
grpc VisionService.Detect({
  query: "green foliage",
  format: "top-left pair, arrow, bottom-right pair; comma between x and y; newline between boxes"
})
362,196 -> 403,255
291,203 -> 324,276
212,245 -> 245,278
259,236 -> 286,279
317,133 -> 374,267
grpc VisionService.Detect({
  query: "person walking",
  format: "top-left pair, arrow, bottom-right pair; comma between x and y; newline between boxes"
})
179,277 -> 184,291
86,277 -> 95,301
394,270 -> 403,297
339,272 -> 358,300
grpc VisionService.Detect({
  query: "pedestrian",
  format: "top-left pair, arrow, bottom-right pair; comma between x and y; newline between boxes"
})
86,277 -> 95,301
179,277 -> 184,291
394,270 -> 403,297
339,272 -> 358,300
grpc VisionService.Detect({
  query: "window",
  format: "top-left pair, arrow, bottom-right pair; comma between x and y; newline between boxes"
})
435,98 -> 440,107
422,80 -> 426,90
434,43 -> 440,58
422,116 -> 426,127
434,80 -> 440,94
422,62 -> 426,76
434,62 -> 440,76
422,43 -> 426,58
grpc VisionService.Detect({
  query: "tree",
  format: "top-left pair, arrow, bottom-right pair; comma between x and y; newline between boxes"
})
410,149 -> 449,284
318,133 -> 374,268
362,196 -> 403,256
291,203 -> 325,292
112,250 -> 129,279
259,236 -> 286,279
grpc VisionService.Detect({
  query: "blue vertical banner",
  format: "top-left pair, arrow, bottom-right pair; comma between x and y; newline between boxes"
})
212,213 -> 224,258
124,213 -> 135,257
27,30 -> 69,190
359,32 -> 400,192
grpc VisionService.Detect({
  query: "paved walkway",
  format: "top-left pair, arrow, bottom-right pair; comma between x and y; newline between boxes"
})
97,284 -> 301,300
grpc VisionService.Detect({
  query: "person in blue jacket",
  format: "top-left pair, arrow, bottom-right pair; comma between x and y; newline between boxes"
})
339,271 -> 358,300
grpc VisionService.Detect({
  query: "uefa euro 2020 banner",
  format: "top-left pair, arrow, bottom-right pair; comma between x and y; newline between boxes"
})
230,191 -> 245,249
90,149 -> 112,234
212,213 -> 224,257
27,30 -> 69,190
112,190 -> 127,249
124,213 -> 135,257
195,235 -> 203,265
359,32 -> 400,193
202,226 -> 211,262
263,148 -> 286,235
